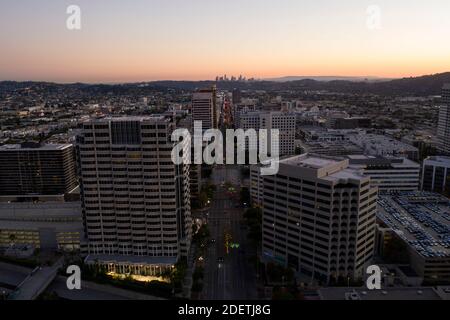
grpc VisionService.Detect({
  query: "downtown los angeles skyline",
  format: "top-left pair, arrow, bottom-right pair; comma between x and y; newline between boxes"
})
1,0 -> 450,83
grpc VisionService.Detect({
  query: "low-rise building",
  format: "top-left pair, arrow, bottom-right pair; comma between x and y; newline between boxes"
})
0,201 -> 84,253
349,134 -> 419,161
346,155 -> 421,192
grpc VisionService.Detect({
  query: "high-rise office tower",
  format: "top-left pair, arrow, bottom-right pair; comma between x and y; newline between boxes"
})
0,142 -> 77,200
176,115 -> 202,202
254,154 -> 378,283
192,85 -> 217,131
237,111 -> 296,156
438,84 -> 450,155
77,116 -> 191,275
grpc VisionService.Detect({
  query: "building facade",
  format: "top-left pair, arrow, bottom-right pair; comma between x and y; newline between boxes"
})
77,116 -> 191,275
191,86 -> 217,132
256,154 -> 378,283
346,155 -> 421,192
421,156 -> 450,196
0,143 -> 77,199
437,84 -> 450,155
237,111 -> 296,156
0,201 -> 84,253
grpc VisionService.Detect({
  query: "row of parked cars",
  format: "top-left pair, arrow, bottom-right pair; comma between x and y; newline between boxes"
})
378,196 -> 450,259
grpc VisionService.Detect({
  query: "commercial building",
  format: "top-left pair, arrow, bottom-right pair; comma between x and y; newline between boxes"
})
176,115 -> 202,201
191,86 -> 217,132
421,156 -> 450,196
349,134 -> 419,161
325,111 -> 350,129
256,154 -> 378,283
0,201 -> 84,253
189,159 -> 202,201
232,88 -> 242,105
237,110 -> 296,156
345,155 -> 421,192
232,100 -> 257,128
378,192 -> 450,281
318,286 -> 446,300
437,84 -> 450,155
298,127 -> 365,143
0,143 -> 78,200
77,116 -> 192,276
300,140 -> 365,157
328,116 -> 372,130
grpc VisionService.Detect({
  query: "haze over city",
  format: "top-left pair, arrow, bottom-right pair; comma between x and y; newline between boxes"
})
1,0 -> 450,83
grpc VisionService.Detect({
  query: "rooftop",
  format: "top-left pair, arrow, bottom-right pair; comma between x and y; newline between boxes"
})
424,156 -> 450,165
351,134 -> 418,152
280,154 -> 366,182
283,155 -> 340,169
319,287 -> 442,300
0,201 -> 83,232
346,155 -> 420,168
378,191 -> 450,259
0,143 -> 72,151
86,115 -> 168,123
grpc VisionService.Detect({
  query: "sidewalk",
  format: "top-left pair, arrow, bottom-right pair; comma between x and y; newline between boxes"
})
179,244 -> 197,299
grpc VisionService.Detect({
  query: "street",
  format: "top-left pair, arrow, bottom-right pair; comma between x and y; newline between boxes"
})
201,164 -> 257,300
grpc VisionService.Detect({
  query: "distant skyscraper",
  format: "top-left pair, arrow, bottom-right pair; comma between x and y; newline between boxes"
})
254,154 -> 378,283
192,85 -> 217,131
0,142 -> 77,199
77,116 -> 191,275
437,84 -> 450,155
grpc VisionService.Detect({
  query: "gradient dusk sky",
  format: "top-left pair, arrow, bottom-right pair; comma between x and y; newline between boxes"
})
1,0 -> 449,83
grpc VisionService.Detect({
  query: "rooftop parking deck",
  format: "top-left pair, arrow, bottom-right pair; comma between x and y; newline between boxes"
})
377,191 -> 450,259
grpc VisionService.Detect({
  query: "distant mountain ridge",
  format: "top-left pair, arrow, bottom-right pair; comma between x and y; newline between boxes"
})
1,72 -> 450,96
264,76 -> 393,82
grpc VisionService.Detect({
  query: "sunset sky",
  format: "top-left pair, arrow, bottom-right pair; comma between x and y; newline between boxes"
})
1,0 -> 449,83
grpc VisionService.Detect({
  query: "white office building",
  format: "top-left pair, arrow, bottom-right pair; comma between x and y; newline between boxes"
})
255,154 -> 378,283
237,111 -> 296,156
437,84 -> 450,155
346,155 -> 421,192
77,116 -> 191,275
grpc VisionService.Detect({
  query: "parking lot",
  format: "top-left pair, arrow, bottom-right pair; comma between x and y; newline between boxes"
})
378,191 -> 450,259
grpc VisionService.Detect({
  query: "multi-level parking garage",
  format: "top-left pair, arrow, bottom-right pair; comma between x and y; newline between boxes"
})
378,191 -> 450,282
